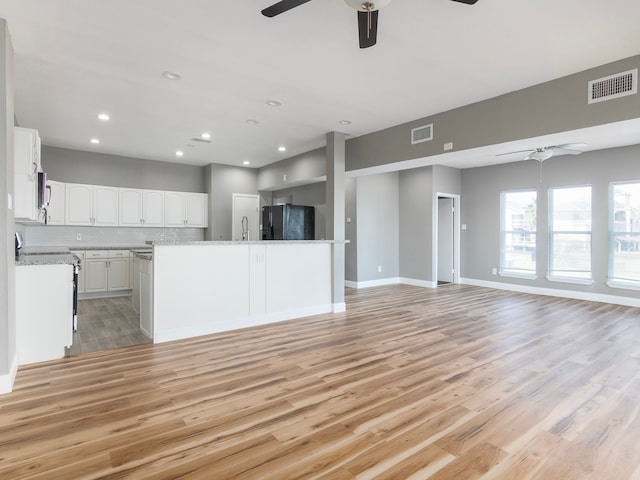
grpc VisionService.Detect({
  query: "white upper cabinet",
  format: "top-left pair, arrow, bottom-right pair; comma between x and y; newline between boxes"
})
46,180 -> 65,225
14,127 -> 43,222
119,188 -> 144,226
165,191 -> 207,228
65,183 -> 118,226
143,190 -> 165,227
119,188 -> 165,227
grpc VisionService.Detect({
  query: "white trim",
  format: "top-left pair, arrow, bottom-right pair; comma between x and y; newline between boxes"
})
0,352 -> 19,395
350,277 -> 401,289
546,275 -> 594,286
460,277 -> 640,308
499,270 -> 537,280
155,304 -> 333,343
606,280 -> 640,291
332,302 -> 346,313
400,277 -> 438,288
345,280 -> 358,288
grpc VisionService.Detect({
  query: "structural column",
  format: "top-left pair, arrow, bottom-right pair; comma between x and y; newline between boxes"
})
326,132 -> 346,312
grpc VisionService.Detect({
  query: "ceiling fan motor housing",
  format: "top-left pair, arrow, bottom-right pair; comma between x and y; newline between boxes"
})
344,0 -> 392,11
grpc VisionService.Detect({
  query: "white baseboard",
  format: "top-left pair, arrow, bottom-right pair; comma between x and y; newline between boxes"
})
0,352 -> 19,395
332,302 -> 346,313
460,277 -> 640,308
345,277 -> 400,289
399,277 -> 438,289
155,304 -> 333,343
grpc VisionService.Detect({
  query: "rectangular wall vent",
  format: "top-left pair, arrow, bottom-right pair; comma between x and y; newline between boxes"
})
588,68 -> 637,104
411,124 -> 433,144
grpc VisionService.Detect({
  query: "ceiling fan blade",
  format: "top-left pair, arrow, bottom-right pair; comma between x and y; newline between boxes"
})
496,149 -> 535,157
261,0 -> 313,17
549,148 -> 584,156
450,0 -> 479,4
357,9 -> 378,49
551,142 -> 588,150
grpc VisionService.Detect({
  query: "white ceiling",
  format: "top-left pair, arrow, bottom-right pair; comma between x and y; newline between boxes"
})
1,0 -> 640,169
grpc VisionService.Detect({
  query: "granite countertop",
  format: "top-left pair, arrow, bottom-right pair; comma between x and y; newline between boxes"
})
150,240 -> 348,246
16,248 -> 81,267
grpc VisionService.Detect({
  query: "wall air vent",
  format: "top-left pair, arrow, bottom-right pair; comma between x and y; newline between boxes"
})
588,68 -> 637,104
191,137 -> 212,143
411,124 -> 433,145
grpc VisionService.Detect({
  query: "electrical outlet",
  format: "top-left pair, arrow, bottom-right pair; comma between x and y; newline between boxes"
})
378,265 -> 382,273
492,268 -> 497,275
76,233 -> 82,241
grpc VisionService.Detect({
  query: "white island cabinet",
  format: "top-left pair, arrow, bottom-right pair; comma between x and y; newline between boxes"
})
16,264 -> 73,365
153,241 -> 333,343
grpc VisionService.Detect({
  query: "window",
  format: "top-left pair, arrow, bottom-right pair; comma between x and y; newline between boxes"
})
549,185 -> 592,282
500,190 -> 537,277
609,182 -> 640,287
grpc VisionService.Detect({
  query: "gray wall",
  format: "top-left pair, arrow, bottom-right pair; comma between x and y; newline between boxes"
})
257,147 -> 326,191
399,166 -> 434,282
206,163 -> 258,241
271,181 -> 327,240
434,165 -> 462,195
461,144 -> 640,298
42,146 -> 206,192
356,172 -> 400,282
0,19 -> 14,384
346,55 -> 640,173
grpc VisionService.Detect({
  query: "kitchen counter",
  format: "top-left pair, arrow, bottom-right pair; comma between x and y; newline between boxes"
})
149,240 -> 346,246
16,247 -> 81,267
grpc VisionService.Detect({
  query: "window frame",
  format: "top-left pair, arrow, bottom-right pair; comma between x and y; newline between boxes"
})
607,180 -> 640,290
499,188 -> 537,280
547,184 -> 593,285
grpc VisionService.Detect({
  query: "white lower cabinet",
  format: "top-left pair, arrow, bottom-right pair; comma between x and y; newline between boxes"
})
84,250 -> 130,293
16,264 -> 73,365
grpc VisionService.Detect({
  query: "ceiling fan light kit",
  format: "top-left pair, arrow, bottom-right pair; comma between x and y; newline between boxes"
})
261,0 -> 479,49
497,143 -> 589,162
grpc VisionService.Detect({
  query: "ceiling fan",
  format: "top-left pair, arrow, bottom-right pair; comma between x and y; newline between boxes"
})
497,143 -> 589,162
261,0 -> 479,49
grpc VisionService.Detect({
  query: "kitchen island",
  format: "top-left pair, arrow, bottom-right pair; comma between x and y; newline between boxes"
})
152,241 -> 340,343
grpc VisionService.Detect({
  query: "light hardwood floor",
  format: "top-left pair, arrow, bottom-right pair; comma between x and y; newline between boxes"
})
3,284 -> 640,479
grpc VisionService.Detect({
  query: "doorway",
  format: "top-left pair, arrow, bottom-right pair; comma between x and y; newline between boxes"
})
232,194 -> 260,241
436,194 -> 460,286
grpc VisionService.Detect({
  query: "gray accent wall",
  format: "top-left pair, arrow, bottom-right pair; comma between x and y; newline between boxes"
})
356,172 -> 399,282
257,147 -> 326,191
42,146 -> 206,192
399,166 -> 434,282
205,163 -> 258,241
461,144 -> 640,299
346,55 -> 640,173
0,19 -> 14,385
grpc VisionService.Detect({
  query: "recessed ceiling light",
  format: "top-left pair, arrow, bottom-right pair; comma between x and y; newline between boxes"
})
176,150 -> 184,157
162,71 -> 182,80
339,120 -> 352,125
98,113 -> 110,121
243,160 -> 250,165
201,132 -> 211,139
90,138 -> 100,144
278,146 -> 286,152
246,119 -> 259,125
266,100 -> 281,107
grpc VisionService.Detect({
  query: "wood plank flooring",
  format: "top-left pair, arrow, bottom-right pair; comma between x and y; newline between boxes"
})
2,284 -> 640,479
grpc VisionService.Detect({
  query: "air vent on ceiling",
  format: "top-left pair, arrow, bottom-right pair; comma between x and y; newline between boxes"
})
411,124 -> 433,145
588,68 -> 637,104
191,137 -> 212,143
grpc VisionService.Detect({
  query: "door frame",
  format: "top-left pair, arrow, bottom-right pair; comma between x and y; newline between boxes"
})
433,192 -> 461,286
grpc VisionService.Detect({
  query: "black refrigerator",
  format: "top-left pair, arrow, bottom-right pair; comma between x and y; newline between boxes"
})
262,205 -> 315,240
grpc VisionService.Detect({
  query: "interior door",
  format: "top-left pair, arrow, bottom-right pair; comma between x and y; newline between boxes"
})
437,197 -> 454,284
232,194 -> 260,241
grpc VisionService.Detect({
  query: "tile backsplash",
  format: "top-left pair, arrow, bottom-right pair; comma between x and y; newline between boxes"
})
23,225 -> 205,247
